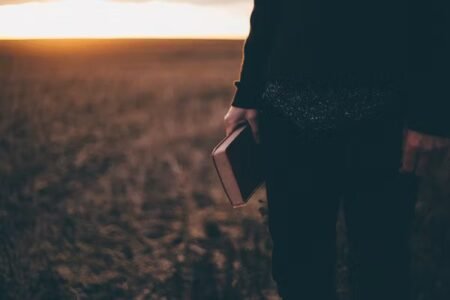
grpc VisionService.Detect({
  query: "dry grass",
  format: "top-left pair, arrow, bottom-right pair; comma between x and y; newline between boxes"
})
0,39 -> 449,300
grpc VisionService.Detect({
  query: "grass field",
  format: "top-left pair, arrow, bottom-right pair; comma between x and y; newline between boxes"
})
0,39 -> 449,300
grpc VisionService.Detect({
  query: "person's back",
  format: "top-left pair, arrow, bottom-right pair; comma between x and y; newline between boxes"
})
223,1 -> 450,299
267,0 -> 407,81
230,0 -> 450,137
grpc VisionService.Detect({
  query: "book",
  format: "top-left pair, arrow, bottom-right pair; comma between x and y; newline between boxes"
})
211,122 -> 265,208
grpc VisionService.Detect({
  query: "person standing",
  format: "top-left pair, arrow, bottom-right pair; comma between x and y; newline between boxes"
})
223,0 -> 450,299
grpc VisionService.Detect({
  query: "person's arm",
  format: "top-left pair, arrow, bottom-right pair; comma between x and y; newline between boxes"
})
405,1 -> 450,138
399,1 -> 450,176
230,0 -> 279,109
406,68 -> 450,138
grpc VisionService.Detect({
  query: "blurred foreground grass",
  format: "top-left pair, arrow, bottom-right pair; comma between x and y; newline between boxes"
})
0,39 -> 449,300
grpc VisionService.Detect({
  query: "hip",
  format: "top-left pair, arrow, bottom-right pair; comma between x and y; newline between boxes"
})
259,80 -> 405,143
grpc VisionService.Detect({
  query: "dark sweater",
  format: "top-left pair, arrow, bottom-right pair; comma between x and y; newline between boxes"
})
231,0 -> 450,138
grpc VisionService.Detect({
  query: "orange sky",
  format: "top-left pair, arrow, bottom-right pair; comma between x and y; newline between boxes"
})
0,0 -> 251,39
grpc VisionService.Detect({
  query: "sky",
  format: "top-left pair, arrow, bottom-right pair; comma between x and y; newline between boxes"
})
0,0 -> 252,39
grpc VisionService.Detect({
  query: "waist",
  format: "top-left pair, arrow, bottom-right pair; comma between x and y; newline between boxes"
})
264,69 -> 405,91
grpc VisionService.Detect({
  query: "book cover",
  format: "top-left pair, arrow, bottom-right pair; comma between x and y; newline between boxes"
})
211,122 -> 265,208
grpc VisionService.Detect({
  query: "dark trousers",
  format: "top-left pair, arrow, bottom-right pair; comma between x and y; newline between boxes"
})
259,106 -> 420,300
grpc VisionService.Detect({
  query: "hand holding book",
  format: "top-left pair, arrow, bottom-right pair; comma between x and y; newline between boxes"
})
211,121 -> 265,208
224,105 -> 261,144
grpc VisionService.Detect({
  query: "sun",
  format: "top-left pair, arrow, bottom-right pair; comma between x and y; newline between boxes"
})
0,0 -> 250,39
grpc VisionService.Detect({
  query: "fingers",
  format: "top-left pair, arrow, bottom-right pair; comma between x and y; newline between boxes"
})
223,107 -> 260,143
224,110 -> 246,136
399,142 -> 419,174
246,111 -> 260,144
415,151 -> 430,177
399,139 -> 436,177
224,119 -> 246,136
417,145 -> 449,176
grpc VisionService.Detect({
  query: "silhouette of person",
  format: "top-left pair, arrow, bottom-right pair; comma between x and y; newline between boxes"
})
224,1 -> 450,299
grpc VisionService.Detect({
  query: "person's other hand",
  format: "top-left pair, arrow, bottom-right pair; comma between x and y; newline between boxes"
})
400,129 -> 450,176
224,105 -> 260,144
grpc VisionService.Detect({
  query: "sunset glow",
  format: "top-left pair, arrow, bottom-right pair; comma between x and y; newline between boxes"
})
0,0 -> 251,39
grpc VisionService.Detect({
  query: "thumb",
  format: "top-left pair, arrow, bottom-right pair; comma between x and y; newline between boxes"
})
399,143 -> 419,174
246,115 -> 260,144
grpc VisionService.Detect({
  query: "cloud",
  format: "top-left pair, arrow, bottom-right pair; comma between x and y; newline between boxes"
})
0,0 -> 53,4
0,0 -> 246,6
111,0 -> 245,5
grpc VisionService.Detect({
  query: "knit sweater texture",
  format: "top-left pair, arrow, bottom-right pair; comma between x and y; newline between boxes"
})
231,0 -> 450,138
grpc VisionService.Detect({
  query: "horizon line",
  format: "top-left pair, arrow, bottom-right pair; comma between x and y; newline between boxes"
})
0,35 -> 246,41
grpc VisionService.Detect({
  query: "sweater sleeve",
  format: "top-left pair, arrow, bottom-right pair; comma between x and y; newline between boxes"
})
230,0 -> 279,109
405,1 -> 450,138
